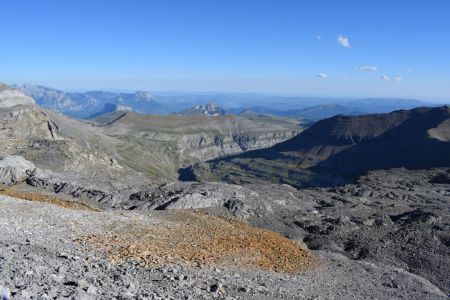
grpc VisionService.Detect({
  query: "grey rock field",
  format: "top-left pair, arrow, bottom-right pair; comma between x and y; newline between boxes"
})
0,155 -> 448,299
0,194 -> 447,299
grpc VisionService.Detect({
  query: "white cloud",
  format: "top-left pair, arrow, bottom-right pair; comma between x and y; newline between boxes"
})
380,75 -> 402,82
341,76 -> 349,80
337,35 -> 351,48
399,68 -> 413,73
354,66 -> 378,72
315,73 -> 327,78
315,35 -> 322,41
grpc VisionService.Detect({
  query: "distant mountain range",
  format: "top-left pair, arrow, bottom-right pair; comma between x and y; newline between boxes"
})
16,84 -> 444,121
233,99 -> 434,121
16,84 -> 174,118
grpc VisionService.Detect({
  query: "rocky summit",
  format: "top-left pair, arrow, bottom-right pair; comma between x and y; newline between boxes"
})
0,85 -> 35,108
177,103 -> 227,116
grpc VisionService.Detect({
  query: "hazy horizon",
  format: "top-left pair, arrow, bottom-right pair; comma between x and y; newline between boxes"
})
7,81 -> 449,104
2,0 -> 450,101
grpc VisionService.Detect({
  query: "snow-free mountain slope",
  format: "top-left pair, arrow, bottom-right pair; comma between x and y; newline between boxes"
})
188,106 -> 450,187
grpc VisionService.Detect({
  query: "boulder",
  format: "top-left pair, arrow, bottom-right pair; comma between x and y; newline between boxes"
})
0,156 -> 35,185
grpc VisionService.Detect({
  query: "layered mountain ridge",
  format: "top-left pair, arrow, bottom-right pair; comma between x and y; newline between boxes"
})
187,106 -> 450,187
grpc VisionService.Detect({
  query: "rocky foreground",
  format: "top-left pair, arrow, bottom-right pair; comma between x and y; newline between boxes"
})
0,195 -> 446,300
0,156 -> 449,299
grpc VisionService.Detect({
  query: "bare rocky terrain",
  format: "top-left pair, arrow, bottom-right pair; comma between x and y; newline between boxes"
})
0,83 -> 449,299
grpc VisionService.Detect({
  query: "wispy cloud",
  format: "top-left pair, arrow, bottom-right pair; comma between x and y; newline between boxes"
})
315,35 -> 322,41
380,75 -> 402,81
315,73 -> 327,78
341,76 -> 349,80
337,35 -> 351,48
399,68 -> 413,73
353,66 -> 378,72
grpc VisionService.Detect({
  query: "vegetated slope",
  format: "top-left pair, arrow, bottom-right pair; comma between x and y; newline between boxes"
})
92,111 -> 303,179
238,110 -> 307,127
187,106 -> 450,187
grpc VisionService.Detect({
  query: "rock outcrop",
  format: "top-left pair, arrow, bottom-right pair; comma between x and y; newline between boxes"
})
0,156 -> 35,185
0,84 -> 35,107
177,103 -> 227,116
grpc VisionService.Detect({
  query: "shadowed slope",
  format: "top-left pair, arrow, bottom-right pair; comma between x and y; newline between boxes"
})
187,106 -> 450,187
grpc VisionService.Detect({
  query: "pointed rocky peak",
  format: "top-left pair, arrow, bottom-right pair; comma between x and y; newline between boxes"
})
134,91 -> 155,102
179,103 -> 227,116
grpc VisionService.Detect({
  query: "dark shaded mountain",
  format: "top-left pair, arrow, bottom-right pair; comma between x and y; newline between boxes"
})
87,103 -> 133,119
186,106 -> 450,187
176,103 -> 227,116
87,103 -> 119,119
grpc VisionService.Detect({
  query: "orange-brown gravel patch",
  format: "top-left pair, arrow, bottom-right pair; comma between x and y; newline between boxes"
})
77,210 -> 317,273
0,187 -> 99,211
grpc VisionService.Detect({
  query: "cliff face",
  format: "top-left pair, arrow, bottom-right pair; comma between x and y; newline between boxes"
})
92,112 -> 303,179
178,129 -> 300,162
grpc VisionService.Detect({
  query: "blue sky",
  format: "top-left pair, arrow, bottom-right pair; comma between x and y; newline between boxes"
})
1,0 -> 450,100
